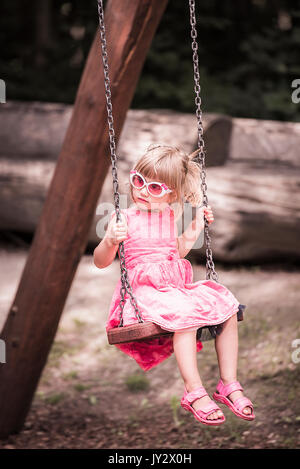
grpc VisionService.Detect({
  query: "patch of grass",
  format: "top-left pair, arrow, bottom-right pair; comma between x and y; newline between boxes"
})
281,436 -> 299,449
93,343 -> 113,354
34,390 -> 45,400
124,373 -> 150,392
48,340 -> 68,364
48,340 -> 85,367
169,395 -> 183,427
88,395 -> 98,405
140,397 -> 153,409
128,412 -> 140,428
221,414 -> 248,444
239,316 -> 270,340
73,383 -> 91,392
62,370 -> 78,380
44,392 -> 67,405
264,366 -> 300,394
73,318 -> 87,328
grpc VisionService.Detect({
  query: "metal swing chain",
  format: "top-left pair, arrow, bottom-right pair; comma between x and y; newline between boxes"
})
96,0 -> 144,326
96,0 -> 218,329
188,0 -> 219,283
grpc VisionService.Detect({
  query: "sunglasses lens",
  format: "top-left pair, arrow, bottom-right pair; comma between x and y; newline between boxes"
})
132,174 -> 144,188
148,183 -> 163,196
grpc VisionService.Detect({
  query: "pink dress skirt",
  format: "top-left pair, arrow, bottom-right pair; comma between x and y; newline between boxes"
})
106,204 -> 245,371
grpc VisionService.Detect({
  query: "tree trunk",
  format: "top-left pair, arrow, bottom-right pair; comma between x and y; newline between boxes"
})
0,0 -> 169,438
35,0 -> 54,67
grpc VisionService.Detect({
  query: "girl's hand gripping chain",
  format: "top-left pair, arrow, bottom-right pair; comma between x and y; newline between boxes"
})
203,205 -> 214,224
177,205 -> 215,258
196,205 -> 214,225
93,212 -> 128,269
104,213 -> 128,247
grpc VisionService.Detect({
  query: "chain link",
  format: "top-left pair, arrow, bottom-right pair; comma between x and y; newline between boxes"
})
189,0 -> 218,282
97,0 -> 144,325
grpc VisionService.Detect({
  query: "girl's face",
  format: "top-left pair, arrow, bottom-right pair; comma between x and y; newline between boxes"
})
131,172 -> 174,212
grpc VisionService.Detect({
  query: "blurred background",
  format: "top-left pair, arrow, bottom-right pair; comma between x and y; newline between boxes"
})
1,0 -> 299,120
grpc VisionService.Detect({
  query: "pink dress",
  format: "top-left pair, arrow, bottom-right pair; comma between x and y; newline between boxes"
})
106,204 -> 244,371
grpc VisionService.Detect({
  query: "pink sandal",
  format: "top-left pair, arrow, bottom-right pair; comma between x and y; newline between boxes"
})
212,379 -> 255,421
181,385 -> 226,426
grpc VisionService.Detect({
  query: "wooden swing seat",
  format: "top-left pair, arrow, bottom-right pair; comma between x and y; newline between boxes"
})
107,321 -> 174,344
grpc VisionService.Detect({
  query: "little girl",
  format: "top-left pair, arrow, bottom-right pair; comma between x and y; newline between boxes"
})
94,144 -> 255,426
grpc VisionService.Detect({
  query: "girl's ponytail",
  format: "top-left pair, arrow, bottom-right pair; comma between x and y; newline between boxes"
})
183,148 -> 203,207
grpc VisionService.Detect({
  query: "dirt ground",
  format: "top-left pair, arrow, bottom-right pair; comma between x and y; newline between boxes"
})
0,239 -> 299,449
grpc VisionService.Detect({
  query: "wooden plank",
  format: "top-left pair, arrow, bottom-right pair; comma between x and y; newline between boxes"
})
0,0 -> 169,438
107,322 -> 173,344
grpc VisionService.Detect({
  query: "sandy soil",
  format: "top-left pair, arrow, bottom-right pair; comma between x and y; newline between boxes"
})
0,243 -> 299,449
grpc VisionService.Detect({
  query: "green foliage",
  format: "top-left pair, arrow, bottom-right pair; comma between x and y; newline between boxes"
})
124,372 -> 150,392
169,395 -> 183,427
44,392 -> 67,405
0,0 -> 299,121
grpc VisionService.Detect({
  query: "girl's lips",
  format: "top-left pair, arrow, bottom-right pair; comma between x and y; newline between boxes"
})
138,197 -> 148,203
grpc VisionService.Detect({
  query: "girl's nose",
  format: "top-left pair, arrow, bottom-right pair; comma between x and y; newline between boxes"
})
140,186 -> 149,197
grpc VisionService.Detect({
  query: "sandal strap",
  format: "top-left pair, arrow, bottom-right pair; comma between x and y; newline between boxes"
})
216,379 -> 243,397
233,396 -> 253,413
199,402 -> 222,416
184,386 -> 208,404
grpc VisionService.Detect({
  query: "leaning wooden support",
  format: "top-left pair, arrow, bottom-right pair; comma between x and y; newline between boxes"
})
0,0 -> 169,438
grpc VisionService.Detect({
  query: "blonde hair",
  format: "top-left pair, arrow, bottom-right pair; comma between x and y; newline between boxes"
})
127,144 -> 203,220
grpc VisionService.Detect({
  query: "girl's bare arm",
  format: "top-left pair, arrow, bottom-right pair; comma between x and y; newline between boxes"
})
93,212 -> 128,269
93,237 -> 119,269
176,206 -> 214,258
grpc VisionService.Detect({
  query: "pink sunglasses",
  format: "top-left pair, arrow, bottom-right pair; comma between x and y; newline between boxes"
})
130,170 -> 173,198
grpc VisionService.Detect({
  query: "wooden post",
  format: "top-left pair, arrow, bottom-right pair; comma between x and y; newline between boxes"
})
0,0 -> 169,438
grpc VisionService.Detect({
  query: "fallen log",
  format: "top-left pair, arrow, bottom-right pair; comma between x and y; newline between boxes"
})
0,101 -> 232,165
1,104 -> 300,263
0,158 -> 299,263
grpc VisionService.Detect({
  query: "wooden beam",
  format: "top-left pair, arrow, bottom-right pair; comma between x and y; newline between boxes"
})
0,0 -> 169,438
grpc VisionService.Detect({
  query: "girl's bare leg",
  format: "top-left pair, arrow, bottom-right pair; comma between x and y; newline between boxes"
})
215,314 -> 251,415
173,329 -> 223,421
